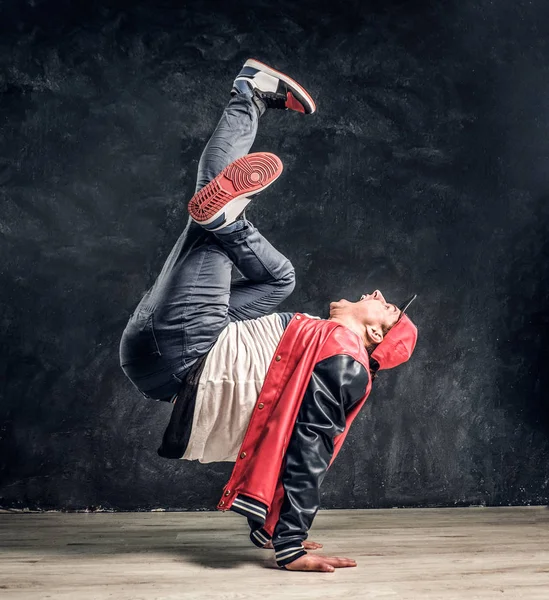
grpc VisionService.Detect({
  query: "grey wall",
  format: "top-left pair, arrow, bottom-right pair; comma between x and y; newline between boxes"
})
1,0 -> 549,510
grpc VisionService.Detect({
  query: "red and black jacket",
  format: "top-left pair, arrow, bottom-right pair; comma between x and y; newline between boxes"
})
159,313 -> 415,568
217,314 -> 372,567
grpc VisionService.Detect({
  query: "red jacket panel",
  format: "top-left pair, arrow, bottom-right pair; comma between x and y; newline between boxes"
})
217,313 -> 372,527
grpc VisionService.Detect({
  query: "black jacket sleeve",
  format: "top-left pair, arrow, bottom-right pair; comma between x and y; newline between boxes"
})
272,355 -> 369,567
248,518 -> 272,548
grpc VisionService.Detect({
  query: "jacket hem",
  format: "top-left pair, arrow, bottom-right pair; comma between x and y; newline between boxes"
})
229,493 -> 268,525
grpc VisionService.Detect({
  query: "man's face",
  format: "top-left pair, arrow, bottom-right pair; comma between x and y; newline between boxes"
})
358,290 -> 401,330
329,289 -> 401,333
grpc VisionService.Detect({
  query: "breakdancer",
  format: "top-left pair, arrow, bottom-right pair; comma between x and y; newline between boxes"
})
120,59 -> 418,572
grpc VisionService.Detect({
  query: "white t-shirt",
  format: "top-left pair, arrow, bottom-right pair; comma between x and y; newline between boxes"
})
182,313 -> 286,463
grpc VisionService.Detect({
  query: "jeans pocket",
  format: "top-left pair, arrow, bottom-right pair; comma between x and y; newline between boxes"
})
119,310 -> 162,367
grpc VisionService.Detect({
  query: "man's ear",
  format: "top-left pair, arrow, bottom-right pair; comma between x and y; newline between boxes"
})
365,324 -> 383,345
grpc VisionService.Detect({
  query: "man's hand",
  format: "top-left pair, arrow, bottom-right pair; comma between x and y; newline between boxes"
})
302,540 -> 323,550
264,540 -> 323,550
284,554 -> 357,572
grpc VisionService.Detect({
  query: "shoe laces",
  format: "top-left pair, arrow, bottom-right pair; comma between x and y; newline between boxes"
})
255,90 -> 287,110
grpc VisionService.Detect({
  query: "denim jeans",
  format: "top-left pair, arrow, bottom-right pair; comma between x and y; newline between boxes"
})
119,92 -> 296,400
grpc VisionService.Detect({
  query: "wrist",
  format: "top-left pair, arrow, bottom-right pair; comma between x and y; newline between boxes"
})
274,543 -> 307,567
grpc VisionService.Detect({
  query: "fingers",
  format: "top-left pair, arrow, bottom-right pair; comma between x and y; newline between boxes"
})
318,560 -> 335,573
322,556 -> 357,568
284,554 -> 357,572
285,556 -> 332,572
302,540 -> 323,550
265,540 -> 322,550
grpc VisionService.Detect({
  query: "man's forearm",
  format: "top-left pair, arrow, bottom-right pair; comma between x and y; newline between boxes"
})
271,371 -> 346,566
271,356 -> 369,568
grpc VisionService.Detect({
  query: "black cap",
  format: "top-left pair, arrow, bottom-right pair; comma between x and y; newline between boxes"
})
398,294 -> 417,314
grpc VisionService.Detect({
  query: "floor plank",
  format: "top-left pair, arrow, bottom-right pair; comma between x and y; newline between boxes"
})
1,507 -> 548,599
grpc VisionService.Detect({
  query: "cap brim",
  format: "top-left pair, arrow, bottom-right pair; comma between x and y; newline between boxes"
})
398,294 -> 417,314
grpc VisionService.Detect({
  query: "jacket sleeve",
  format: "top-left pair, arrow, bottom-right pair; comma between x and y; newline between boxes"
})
272,354 -> 369,568
248,518 -> 272,548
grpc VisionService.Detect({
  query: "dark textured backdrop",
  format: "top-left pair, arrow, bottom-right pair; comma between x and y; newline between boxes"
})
1,0 -> 549,510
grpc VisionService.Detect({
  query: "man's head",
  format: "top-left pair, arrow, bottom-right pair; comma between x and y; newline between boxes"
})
328,290 -> 401,351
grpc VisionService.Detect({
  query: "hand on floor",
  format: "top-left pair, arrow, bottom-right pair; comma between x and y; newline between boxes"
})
264,540 -> 323,550
284,554 -> 357,573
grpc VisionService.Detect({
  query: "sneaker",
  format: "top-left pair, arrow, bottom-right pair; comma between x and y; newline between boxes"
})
188,152 -> 283,231
233,58 -> 316,115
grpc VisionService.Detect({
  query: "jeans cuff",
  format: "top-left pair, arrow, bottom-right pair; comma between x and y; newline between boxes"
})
213,219 -> 249,237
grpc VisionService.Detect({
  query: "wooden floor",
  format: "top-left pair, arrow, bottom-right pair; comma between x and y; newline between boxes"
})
1,507 -> 548,599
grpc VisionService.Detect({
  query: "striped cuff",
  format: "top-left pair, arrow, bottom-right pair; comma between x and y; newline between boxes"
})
230,494 -> 268,525
274,544 -> 307,567
250,527 -> 271,548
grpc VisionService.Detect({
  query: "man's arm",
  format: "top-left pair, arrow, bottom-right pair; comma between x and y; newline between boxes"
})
271,355 -> 369,570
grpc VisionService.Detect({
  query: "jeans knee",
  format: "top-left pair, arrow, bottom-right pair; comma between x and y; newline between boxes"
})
280,263 -> 296,296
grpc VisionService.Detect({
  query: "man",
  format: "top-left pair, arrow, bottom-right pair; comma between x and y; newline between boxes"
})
119,58 -> 418,572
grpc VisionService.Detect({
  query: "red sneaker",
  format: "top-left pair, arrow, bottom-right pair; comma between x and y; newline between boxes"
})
188,152 -> 283,231
233,58 -> 316,115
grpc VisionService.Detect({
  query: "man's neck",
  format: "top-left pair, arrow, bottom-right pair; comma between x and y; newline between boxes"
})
328,315 -> 367,346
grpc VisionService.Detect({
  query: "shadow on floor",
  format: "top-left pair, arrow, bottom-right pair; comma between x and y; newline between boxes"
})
4,523 -> 275,570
